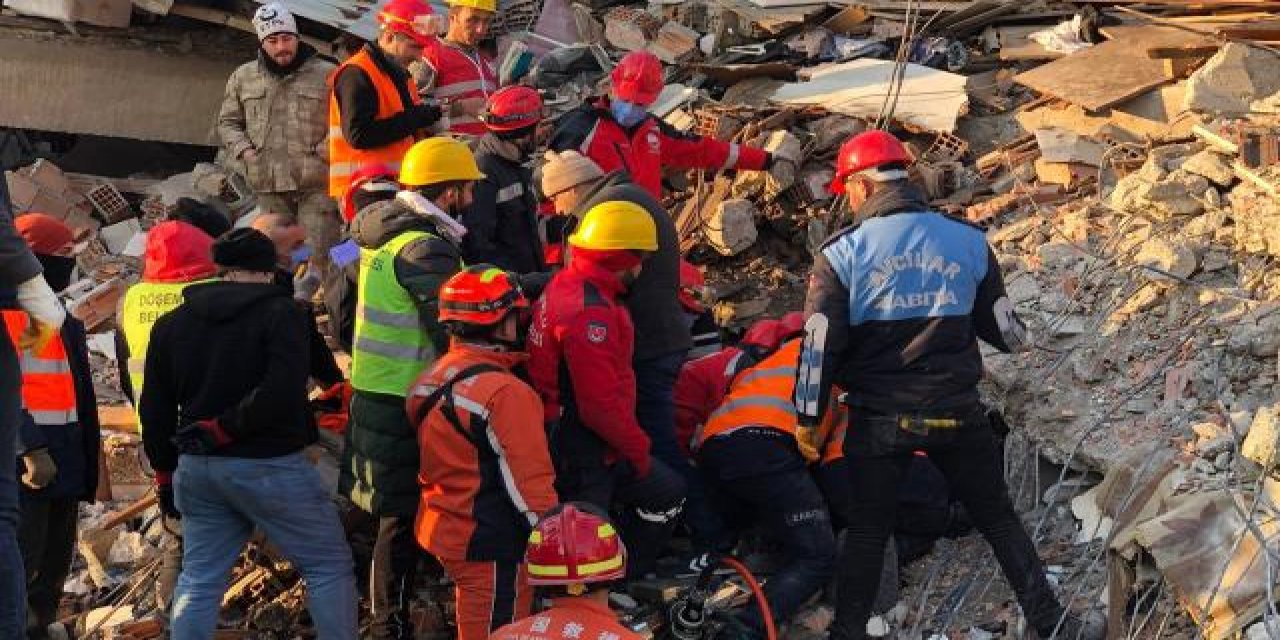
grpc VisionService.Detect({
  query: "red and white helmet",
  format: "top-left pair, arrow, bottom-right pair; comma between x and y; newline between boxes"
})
526,503 -> 626,592
830,130 -> 912,194
377,0 -> 436,45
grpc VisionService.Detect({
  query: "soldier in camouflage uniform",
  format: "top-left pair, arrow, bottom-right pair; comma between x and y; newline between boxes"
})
217,3 -> 340,274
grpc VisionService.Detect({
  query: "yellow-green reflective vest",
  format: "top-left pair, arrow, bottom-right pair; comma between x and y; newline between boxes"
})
119,279 -> 212,430
352,230 -> 444,396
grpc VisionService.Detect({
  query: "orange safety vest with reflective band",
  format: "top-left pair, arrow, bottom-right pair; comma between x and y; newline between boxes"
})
695,339 -> 847,461
1,310 -> 77,425
328,48 -> 421,198
423,40 -> 497,137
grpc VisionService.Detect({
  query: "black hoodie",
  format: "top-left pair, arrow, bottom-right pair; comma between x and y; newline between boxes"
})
139,280 -> 314,474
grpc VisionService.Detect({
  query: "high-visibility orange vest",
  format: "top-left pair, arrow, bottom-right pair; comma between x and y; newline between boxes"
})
422,39 -> 498,137
695,338 -> 846,462
1,310 -> 77,425
328,48 -> 421,198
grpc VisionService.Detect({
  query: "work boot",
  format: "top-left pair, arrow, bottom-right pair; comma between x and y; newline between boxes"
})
1030,610 -> 1107,640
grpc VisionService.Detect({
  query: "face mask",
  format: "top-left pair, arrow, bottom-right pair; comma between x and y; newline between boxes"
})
36,254 -> 76,293
610,99 -> 648,128
289,245 -> 312,270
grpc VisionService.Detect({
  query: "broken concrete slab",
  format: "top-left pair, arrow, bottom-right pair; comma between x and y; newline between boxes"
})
1132,237 -> 1199,281
649,21 -> 701,64
706,198 -> 759,256
1035,128 -> 1105,166
1183,43 -> 1280,116
771,58 -> 967,132
1181,149 -> 1237,186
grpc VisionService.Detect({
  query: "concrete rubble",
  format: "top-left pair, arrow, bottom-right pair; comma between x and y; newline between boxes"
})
8,0 -> 1280,636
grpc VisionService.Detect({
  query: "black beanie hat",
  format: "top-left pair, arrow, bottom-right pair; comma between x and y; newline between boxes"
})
169,197 -> 232,239
213,228 -> 277,272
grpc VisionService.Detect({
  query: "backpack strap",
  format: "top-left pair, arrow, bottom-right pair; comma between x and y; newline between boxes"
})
409,363 -> 503,450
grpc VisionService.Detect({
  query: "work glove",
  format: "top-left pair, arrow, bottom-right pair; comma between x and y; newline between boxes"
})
156,473 -> 180,520
20,448 -> 57,490
293,264 -> 322,302
795,426 -> 821,464
15,275 -> 66,352
409,103 -> 443,129
171,418 -> 233,455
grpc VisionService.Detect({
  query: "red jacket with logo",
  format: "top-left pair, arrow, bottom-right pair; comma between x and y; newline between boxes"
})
421,38 -> 498,137
548,97 -> 769,199
489,597 -> 642,640
527,255 -> 651,476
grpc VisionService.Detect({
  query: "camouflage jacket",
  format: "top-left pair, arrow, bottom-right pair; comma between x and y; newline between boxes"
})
216,48 -> 334,194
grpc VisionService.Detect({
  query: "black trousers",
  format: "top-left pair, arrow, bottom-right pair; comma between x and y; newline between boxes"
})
700,431 -> 836,631
831,405 -> 1065,640
369,514 -> 420,640
556,455 -> 686,578
17,496 -> 77,629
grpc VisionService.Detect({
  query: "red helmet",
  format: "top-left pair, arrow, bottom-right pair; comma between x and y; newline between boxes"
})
438,265 -> 529,326
526,503 -> 626,590
741,319 -> 783,351
610,51 -> 664,106
342,165 -> 399,222
779,312 -> 805,340
377,0 -> 436,45
482,86 -> 544,132
830,130 -> 912,194
678,259 -> 705,314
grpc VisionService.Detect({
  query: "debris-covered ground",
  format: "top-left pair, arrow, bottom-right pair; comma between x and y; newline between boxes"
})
7,0 -> 1280,637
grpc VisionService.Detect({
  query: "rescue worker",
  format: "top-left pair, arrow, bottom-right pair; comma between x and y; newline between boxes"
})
341,136 -> 479,640
489,503 -> 640,640
5,214 -> 103,640
0,179 -> 65,638
793,130 -> 1105,640
541,150 -> 714,561
407,266 -> 557,640
461,86 -> 546,273
327,166 -> 400,353
527,200 -> 686,579
678,260 -> 719,360
548,51 -> 773,200
139,229 -> 356,640
692,335 -> 836,636
420,0 -> 499,137
115,221 -> 218,420
219,4 -> 342,273
329,0 -> 442,201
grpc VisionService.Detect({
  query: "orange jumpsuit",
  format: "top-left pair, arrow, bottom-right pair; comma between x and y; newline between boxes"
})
489,597 -> 643,640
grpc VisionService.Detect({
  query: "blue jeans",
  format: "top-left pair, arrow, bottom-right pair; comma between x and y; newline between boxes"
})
0,333 -> 25,636
172,452 -> 357,639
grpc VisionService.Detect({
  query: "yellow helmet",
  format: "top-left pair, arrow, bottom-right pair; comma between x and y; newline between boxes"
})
399,137 -> 485,187
569,201 -> 658,252
447,0 -> 497,11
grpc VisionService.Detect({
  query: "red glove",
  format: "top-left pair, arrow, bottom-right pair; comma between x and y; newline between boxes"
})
171,418 -> 233,455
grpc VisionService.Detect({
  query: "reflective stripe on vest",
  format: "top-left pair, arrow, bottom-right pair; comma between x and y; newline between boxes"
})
426,41 -> 496,136
695,340 -> 803,450
120,279 -> 210,430
1,310 -> 78,425
328,49 -> 420,198
351,230 -> 458,396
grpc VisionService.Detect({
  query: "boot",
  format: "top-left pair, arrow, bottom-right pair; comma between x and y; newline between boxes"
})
1032,610 -> 1106,640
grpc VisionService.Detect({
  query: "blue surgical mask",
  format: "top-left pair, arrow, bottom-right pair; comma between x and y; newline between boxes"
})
610,99 -> 648,128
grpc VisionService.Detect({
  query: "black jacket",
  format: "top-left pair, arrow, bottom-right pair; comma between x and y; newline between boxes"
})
571,171 -> 692,361
334,44 -> 423,150
462,134 -> 545,274
139,281 -> 315,474
794,181 -> 1028,420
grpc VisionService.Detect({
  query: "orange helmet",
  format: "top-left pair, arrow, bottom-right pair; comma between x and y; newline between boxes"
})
377,0 -> 436,45
830,130 -> 912,194
678,259 -> 705,314
610,51 -> 664,106
526,503 -> 626,591
438,265 -> 529,326
482,86 -> 544,132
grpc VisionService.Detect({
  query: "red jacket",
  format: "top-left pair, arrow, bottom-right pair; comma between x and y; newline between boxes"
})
527,255 -> 651,476
489,597 -> 642,640
548,98 -> 769,199
421,38 -> 498,137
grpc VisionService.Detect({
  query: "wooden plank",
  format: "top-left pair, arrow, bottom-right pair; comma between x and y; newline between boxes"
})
1012,25 -> 1212,112
1146,44 -> 1222,57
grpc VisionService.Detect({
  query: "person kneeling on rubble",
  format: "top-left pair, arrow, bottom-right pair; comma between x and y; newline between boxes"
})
527,201 -> 686,579
408,265 -> 558,640
489,503 -> 642,640
794,130 -> 1105,640
139,229 -> 357,640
